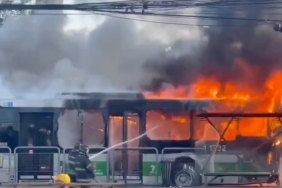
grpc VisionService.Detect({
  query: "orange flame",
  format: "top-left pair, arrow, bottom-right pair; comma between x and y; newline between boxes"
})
144,70 -> 282,141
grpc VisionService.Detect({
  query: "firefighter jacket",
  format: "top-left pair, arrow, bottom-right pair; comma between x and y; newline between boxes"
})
67,149 -> 79,175
74,152 -> 95,180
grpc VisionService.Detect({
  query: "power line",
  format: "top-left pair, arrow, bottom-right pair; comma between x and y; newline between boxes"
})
0,0 -> 280,17
203,1 -> 282,7
25,12 -> 272,27
55,0 -> 282,23
1,0 -> 282,11
3,2 -> 274,24
92,9 -> 282,23
139,0 -> 282,10
145,4 -> 282,16
0,0 -> 280,26
174,0 -> 282,6
94,12 -> 272,27
2,2 -> 273,27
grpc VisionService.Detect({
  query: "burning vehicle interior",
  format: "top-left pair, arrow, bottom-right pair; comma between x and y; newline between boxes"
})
141,70 -> 282,186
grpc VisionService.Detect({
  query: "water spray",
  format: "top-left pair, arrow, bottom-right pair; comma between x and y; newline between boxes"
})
89,124 -> 160,160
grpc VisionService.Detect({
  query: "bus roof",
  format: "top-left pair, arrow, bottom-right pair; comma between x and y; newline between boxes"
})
0,98 -> 212,111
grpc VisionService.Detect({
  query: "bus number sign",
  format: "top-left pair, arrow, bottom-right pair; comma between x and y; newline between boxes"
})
203,144 -> 226,152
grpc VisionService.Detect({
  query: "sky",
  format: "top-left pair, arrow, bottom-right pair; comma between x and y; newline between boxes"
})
63,0 -> 203,45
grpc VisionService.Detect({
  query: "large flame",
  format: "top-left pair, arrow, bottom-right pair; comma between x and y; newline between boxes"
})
144,70 -> 282,141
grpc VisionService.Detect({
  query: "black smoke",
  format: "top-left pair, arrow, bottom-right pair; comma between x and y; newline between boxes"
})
142,3 -> 282,92
1,0 -> 282,98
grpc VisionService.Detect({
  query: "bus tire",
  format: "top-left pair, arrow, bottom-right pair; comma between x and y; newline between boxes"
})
172,163 -> 201,187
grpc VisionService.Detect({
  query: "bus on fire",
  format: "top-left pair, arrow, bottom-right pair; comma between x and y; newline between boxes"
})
0,92 -> 280,186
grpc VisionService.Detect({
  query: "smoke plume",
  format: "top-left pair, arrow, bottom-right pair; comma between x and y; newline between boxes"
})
1,0 -> 280,98
0,0 -> 194,98
143,4 -> 282,92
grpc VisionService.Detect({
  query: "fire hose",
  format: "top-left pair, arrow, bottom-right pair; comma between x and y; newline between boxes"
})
86,124 -> 160,184
89,124 -> 160,160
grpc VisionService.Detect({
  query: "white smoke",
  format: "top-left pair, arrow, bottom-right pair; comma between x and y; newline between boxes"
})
0,0 -> 204,100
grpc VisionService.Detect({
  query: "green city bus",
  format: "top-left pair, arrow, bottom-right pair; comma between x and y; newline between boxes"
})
0,92 -> 279,186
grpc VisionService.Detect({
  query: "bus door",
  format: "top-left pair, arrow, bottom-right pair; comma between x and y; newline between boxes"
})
18,112 -> 54,182
109,112 -> 140,182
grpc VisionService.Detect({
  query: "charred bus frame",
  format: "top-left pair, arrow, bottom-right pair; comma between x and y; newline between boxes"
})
196,112 -> 282,186
0,92 -> 280,186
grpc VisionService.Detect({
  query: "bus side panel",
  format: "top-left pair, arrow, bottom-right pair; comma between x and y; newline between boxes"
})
142,154 -> 161,185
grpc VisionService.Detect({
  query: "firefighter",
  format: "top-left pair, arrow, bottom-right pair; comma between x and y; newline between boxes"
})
74,144 -> 95,186
67,143 -> 81,182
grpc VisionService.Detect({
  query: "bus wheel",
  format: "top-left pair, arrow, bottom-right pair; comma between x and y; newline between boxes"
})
173,164 -> 201,187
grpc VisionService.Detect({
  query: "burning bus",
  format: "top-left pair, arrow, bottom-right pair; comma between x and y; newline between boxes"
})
141,71 -> 282,186
0,91 -> 280,186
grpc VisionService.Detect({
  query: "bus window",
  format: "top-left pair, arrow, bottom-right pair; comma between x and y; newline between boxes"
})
19,112 -> 53,147
127,114 -> 140,147
110,117 -> 123,147
0,109 -> 17,151
146,110 -> 190,140
109,115 -> 140,147
267,118 -> 281,136
109,115 -> 140,176
193,118 -> 237,141
83,111 -> 105,147
0,125 -> 18,151
57,110 -> 80,149
57,110 -> 106,148
238,118 -> 267,137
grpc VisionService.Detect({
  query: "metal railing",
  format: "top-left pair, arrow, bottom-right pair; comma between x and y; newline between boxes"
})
112,147 -> 158,185
0,145 -> 279,186
14,146 -> 60,183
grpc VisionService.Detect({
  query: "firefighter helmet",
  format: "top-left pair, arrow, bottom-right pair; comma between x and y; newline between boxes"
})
79,144 -> 90,154
74,142 -> 82,150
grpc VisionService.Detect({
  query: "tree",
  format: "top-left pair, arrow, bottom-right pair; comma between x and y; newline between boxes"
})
0,0 -> 33,26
